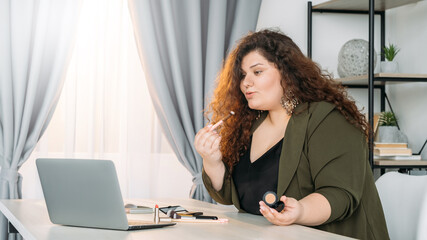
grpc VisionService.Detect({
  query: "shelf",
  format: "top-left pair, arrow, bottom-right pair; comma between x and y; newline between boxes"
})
313,0 -> 421,12
308,0 -> 426,172
335,73 -> 427,86
374,159 -> 427,167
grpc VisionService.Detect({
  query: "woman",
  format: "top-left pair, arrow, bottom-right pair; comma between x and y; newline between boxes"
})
194,29 -> 389,239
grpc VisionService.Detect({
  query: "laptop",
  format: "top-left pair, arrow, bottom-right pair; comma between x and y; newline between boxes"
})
36,158 -> 175,230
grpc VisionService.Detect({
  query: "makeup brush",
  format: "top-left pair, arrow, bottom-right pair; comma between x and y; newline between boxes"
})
209,111 -> 235,131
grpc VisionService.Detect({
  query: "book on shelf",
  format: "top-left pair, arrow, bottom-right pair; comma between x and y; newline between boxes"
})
373,113 -> 380,137
374,142 -> 408,148
374,147 -> 412,156
374,155 -> 422,161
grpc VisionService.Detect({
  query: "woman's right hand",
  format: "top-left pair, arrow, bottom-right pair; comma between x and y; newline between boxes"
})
194,124 -> 223,166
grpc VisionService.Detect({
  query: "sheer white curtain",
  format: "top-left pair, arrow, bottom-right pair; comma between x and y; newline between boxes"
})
20,0 -> 193,200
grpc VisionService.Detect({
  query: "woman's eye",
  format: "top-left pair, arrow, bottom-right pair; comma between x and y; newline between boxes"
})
254,70 -> 262,75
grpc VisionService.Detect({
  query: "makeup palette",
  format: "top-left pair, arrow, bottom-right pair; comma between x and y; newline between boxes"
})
262,191 -> 285,212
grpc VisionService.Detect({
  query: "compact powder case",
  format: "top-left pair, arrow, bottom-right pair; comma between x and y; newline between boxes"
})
263,191 -> 285,212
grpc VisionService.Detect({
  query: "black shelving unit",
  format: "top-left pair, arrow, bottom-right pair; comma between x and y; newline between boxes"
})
307,0 -> 427,173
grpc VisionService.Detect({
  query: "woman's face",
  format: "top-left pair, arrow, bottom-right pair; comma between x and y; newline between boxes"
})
240,51 -> 284,111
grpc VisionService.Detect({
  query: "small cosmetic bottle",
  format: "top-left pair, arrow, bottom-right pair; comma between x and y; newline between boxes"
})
263,191 -> 285,212
154,204 -> 160,224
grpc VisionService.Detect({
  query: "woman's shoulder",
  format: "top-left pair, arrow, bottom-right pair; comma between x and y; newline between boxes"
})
295,101 -> 335,116
304,101 -> 352,131
306,101 -> 336,122
308,101 -> 335,113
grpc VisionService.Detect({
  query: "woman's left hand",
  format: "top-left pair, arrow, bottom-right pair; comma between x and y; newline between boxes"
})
259,196 -> 303,226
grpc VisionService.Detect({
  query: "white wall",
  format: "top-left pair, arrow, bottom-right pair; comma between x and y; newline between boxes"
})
257,0 -> 427,160
386,2 -> 427,159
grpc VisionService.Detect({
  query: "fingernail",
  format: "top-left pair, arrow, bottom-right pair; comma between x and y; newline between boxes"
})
207,124 -> 212,128
270,208 -> 275,213
260,206 -> 265,211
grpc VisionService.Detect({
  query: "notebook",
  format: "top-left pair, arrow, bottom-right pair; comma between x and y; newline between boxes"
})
36,158 -> 175,230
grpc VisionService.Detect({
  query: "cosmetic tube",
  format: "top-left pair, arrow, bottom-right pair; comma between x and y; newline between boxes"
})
154,204 -> 160,224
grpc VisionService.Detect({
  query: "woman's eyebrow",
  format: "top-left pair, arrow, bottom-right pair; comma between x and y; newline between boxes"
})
249,63 -> 263,68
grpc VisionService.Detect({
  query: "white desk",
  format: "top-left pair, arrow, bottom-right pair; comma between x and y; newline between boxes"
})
0,198 -> 353,240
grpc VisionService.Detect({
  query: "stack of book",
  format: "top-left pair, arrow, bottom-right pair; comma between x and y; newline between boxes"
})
374,142 -> 421,160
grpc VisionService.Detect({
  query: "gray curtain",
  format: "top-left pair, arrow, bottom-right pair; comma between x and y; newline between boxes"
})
128,0 -> 261,201
0,0 -> 81,239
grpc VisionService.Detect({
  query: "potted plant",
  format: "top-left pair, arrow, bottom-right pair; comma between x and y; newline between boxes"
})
377,111 -> 407,143
380,43 -> 400,73
378,111 -> 398,126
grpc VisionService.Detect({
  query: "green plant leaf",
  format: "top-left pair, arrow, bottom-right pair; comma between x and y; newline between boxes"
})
383,43 -> 400,61
378,111 -> 397,126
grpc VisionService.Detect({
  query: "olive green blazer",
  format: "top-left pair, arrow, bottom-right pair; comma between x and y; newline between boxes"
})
202,102 -> 389,240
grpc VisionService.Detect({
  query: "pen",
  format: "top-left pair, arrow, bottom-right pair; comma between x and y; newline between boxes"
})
177,212 -> 203,217
180,215 -> 218,220
160,217 -> 228,223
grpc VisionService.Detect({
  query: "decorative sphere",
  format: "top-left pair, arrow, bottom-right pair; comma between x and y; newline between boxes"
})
337,39 -> 376,78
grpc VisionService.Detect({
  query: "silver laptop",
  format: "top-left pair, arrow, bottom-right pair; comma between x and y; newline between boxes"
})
36,158 -> 175,230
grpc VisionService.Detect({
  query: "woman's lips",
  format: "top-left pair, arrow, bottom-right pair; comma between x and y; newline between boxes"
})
245,91 -> 255,99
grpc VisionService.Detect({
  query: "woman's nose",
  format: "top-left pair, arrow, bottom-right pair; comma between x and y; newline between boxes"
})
242,75 -> 253,87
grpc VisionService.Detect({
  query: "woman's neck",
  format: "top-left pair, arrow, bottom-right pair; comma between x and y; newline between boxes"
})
266,108 -> 291,128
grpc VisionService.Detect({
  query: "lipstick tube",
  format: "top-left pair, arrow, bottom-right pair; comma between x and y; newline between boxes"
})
154,204 -> 160,224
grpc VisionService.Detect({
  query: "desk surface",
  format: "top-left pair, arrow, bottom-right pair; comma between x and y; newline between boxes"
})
0,198 -> 353,240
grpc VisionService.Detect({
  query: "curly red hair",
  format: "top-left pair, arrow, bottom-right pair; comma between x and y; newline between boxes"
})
205,29 -> 369,172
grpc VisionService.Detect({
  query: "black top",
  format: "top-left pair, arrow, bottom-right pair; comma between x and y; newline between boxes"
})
232,137 -> 283,215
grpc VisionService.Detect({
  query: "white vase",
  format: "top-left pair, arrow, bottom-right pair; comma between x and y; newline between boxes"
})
378,126 -> 400,143
378,126 -> 408,143
380,61 -> 398,73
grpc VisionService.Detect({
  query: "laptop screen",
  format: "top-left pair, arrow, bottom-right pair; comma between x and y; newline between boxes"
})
37,158 -> 135,230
